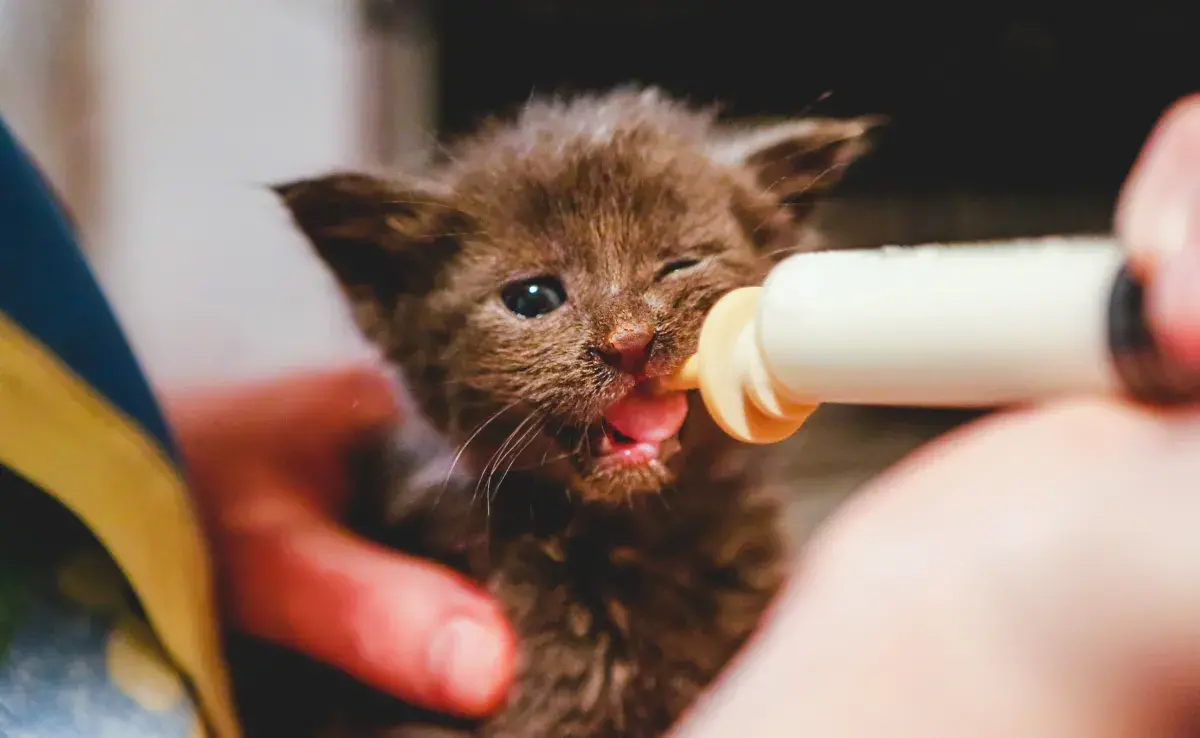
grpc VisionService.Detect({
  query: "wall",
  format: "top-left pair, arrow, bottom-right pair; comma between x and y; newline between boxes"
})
0,0 -> 95,218
1,0 -> 449,387
0,0 -> 62,172
815,193 -> 1112,250
84,0 -> 383,388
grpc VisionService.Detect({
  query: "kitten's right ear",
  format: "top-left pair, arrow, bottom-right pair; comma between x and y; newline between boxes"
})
710,115 -> 884,215
272,172 -> 469,336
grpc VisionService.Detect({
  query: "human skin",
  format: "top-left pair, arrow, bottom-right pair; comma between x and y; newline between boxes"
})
167,367 -> 517,719
667,94 -> 1200,738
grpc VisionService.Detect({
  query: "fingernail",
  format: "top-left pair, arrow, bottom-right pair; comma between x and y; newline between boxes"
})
1152,203 -> 1200,369
427,616 -> 508,712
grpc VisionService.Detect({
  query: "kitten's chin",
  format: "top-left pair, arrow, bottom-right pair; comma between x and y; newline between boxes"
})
572,446 -> 679,504
564,417 -> 686,506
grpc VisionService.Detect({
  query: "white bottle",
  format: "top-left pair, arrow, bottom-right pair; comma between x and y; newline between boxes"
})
662,238 -> 1194,444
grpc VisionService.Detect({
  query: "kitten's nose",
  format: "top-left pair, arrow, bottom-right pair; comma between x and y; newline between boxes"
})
598,325 -> 655,375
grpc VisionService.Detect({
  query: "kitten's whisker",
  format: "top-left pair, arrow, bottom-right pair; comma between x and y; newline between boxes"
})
762,244 -> 807,260
582,424 -> 593,459
425,229 -> 488,239
657,491 -> 672,512
539,421 -> 566,466
485,411 -> 543,510
796,90 -> 834,119
485,411 -> 538,488
761,134 -> 864,200
492,413 -> 546,502
510,450 -> 572,471
472,422 -> 519,512
791,161 -> 849,195
475,410 -> 540,515
438,400 -> 520,507
424,130 -> 460,164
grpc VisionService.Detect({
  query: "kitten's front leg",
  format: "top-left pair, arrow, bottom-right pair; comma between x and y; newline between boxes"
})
467,538 -> 689,738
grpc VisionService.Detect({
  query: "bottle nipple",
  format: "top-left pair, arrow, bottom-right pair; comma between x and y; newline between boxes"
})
658,287 -> 817,444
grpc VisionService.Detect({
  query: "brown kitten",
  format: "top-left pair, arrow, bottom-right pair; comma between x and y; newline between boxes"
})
246,87 -> 877,738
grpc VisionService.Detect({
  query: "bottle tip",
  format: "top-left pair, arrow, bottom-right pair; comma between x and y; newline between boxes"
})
656,355 -> 700,392
653,287 -> 818,443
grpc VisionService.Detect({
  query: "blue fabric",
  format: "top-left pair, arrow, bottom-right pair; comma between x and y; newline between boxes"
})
0,116 -> 178,463
0,468 -> 203,738
0,114 -> 203,737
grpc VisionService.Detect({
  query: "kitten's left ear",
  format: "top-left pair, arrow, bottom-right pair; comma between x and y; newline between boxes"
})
272,171 -> 471,345
710,115 -> 884,206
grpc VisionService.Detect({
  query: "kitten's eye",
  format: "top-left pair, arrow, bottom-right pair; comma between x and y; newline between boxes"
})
501,276 -> 567,318
655,258 -> 702,281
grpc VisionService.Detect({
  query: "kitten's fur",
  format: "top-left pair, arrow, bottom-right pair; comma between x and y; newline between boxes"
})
237,88 -> 877,738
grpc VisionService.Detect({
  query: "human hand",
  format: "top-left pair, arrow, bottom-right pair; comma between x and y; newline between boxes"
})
671,95 -> 1200,738
1118,95 -> 1200,370
166,366 -> 515,718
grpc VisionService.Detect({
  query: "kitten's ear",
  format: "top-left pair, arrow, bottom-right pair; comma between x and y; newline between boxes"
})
710,115 -> 884,212
272,172 -> 469,339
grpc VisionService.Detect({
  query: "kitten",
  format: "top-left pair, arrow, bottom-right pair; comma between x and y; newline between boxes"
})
246,87 -> 877,738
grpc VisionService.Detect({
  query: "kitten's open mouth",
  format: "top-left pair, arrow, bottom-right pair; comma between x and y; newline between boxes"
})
584,383 -> 689,468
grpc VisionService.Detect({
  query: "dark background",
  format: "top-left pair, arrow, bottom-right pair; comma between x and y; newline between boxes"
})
430,2 -> 1195,200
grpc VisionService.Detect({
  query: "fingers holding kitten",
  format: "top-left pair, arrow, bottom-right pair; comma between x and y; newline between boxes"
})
221,511 -> 516,718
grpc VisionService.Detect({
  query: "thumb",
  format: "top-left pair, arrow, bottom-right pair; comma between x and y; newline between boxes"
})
1116,94 -> 1200,275
1114,94 -> 1200,369
218,514 -> 515,717
1147,201 -> 1200,371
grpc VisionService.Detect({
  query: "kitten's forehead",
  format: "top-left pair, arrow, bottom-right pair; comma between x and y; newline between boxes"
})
446,94 -> 738,262
462,150 -> 734,277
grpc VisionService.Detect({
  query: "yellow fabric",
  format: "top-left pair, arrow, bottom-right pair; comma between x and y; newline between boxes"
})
0,312 -> 240,738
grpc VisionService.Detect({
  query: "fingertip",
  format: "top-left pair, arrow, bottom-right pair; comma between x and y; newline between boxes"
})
1153,94 -> 1200,136
223,526 -> 514,717
361,575 -> 517,718
424,600 -> 519,716
1149,286 -> 1200,374
1143,172 -> 1200,372
1117,95 -> 1200,260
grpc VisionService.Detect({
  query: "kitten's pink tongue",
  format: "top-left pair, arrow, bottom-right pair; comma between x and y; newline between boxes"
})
603,388 -> 689,443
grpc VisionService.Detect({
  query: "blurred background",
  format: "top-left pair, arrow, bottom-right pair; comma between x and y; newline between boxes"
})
1,0 -> 1194,522
8,1 -> 1189,258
